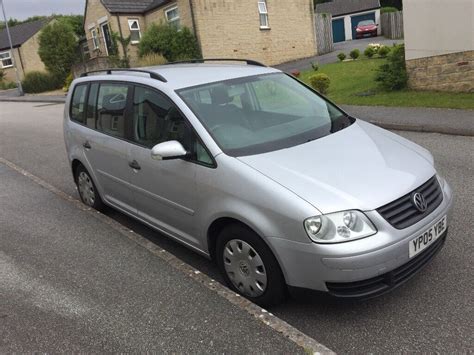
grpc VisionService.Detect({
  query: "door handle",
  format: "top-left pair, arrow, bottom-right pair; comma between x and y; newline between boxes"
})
128,160 -> 141,170
83,141 -> 91,149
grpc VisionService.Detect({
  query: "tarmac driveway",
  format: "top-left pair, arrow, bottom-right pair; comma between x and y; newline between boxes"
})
275,36 -> 404,72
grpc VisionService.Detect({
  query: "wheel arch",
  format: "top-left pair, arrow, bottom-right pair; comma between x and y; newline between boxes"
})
71,159 -> 83,183
206,217 -> 287,282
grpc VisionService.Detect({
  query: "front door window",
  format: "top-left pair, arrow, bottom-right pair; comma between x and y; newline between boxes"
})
101,23 -> 116,56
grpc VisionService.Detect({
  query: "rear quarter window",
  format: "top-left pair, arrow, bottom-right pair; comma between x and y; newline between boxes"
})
70,84 -> 88,124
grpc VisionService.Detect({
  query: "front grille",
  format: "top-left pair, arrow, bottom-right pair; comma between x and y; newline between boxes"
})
326,230 -> 447,298
377,176 -> 443,229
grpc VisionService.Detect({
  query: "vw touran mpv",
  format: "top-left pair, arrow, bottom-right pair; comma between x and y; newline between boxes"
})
64,60 -> 453,306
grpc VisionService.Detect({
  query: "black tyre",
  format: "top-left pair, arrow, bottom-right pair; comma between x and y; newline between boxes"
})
75,165 -> 105,211
216,223 -> 287,307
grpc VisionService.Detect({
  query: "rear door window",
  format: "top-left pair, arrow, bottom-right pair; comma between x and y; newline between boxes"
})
85,83 -> 99,129
96,83 -> 130,139
70,84 -> 88,124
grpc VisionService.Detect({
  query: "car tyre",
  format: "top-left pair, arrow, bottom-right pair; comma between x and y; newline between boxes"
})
75,164 -> 105,211
216,223 -> 287,307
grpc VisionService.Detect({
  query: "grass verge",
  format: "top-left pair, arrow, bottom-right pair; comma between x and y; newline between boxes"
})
301,59 -> 474,110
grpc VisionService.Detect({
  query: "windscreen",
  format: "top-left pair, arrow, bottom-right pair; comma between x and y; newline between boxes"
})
178,73 -> 353,156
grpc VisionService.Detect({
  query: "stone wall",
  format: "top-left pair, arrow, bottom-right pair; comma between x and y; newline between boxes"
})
145,0 -> 194,30
2,28 -> 46,82
406,51 -> 474,93
192,0 -> 317,66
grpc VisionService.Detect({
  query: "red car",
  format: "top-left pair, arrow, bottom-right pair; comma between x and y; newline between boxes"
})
355,19 -> 378,39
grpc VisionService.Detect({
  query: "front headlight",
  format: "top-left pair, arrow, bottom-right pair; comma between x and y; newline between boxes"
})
304,210 -> 377,244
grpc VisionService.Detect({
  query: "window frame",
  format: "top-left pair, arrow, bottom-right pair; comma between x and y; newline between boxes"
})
68,80 -> 216,169
127,19 -> 141,44
130,84 -> 216,168
90,28 -> 99,50
0,50 -> 13,69
70,83 -> 89,124
165,6 -> 181,28
257,1 -> 270,29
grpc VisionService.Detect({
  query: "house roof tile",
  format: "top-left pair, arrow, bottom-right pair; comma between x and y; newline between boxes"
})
101,0 -> 172,14
0,19 -> 48,51
316,0 -> 381,17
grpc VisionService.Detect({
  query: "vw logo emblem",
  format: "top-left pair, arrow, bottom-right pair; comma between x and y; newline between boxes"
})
412,192 -> 428,212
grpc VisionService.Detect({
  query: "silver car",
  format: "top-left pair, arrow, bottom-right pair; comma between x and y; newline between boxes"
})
64,60 -> 453,306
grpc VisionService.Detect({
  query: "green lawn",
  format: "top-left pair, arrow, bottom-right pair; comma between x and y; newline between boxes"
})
300,59 -> 474,110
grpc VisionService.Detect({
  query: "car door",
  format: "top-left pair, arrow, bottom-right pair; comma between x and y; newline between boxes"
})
128,85 -> 214,249
83,81 -> 136,215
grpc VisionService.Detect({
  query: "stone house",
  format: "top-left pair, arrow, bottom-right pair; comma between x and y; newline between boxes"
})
82,0 -> 318,67
403,0 -> 473,92
0,19 -> 50,82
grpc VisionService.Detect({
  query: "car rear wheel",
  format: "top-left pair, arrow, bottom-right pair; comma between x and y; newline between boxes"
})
216,223 -> 287,307
75,165 -> 105,211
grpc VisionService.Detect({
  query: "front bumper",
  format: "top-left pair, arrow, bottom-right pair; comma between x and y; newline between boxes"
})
267,180 -> 453,293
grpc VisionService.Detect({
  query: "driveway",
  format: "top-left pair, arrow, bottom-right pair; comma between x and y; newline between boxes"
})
1,102 -> 473,353
275,36 -> 404,72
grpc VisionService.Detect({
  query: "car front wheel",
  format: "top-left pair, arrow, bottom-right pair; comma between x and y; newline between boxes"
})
216,223 -> 287,307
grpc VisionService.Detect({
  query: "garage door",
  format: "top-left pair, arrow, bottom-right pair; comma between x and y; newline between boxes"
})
332,18 -> 345,43
351,12 -> 376,40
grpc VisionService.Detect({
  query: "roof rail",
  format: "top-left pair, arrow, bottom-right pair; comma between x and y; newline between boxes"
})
165,58 -> 267,67
80,68 -> 167,83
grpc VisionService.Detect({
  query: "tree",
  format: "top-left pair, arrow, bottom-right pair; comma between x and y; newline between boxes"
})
57,15 -> 85,37
380,0 -> 402,10
138,23 -> 201,62
38,21 -> 78,82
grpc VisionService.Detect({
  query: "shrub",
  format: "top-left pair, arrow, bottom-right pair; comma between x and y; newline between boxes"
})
291,70 -> 300,77
0,81 -> 17,90
63,72 -> 74,92
350,49 -> 360,60
0,69 -> 5,81
22,71 -> 63,93
375,44 -> 408,91
138,23 -> 200,62
364,47 -> 376,58
368,43 -> 381,54
38,21 -> 78,83
138,53 -> 168,67
378,45 -> 391,58
381,6 -> 399,13
337,52 -> 346,62
310,61 -> 319,71
309,73 -> 330,95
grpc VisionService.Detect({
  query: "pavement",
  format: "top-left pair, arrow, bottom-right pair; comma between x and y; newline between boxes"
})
275,36 -> 403,72
342,105 -> 474,136
0,162 -> 311,353
1,102 -> 473,353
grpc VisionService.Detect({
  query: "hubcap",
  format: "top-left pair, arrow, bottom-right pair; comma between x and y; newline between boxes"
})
223,239 -> 267,297
77,171 -> 96,206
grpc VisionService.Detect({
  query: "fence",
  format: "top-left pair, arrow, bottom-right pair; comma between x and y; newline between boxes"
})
381,11 -> 404,39
314,13 -> 333,55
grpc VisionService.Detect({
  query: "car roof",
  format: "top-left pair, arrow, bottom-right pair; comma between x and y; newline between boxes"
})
80,63 -> 281,90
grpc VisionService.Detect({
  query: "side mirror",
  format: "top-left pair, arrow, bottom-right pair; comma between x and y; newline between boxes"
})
151,140 -> 187,161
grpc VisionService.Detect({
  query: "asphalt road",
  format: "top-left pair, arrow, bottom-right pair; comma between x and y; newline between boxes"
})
1,102 -> 473,353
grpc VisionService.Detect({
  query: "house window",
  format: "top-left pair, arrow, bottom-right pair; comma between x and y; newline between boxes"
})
258,1 -> 269,29
165,6 -> 180,28
128,19 -> 141,43
91,28 -> 99,50
0,51 -> 13,68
